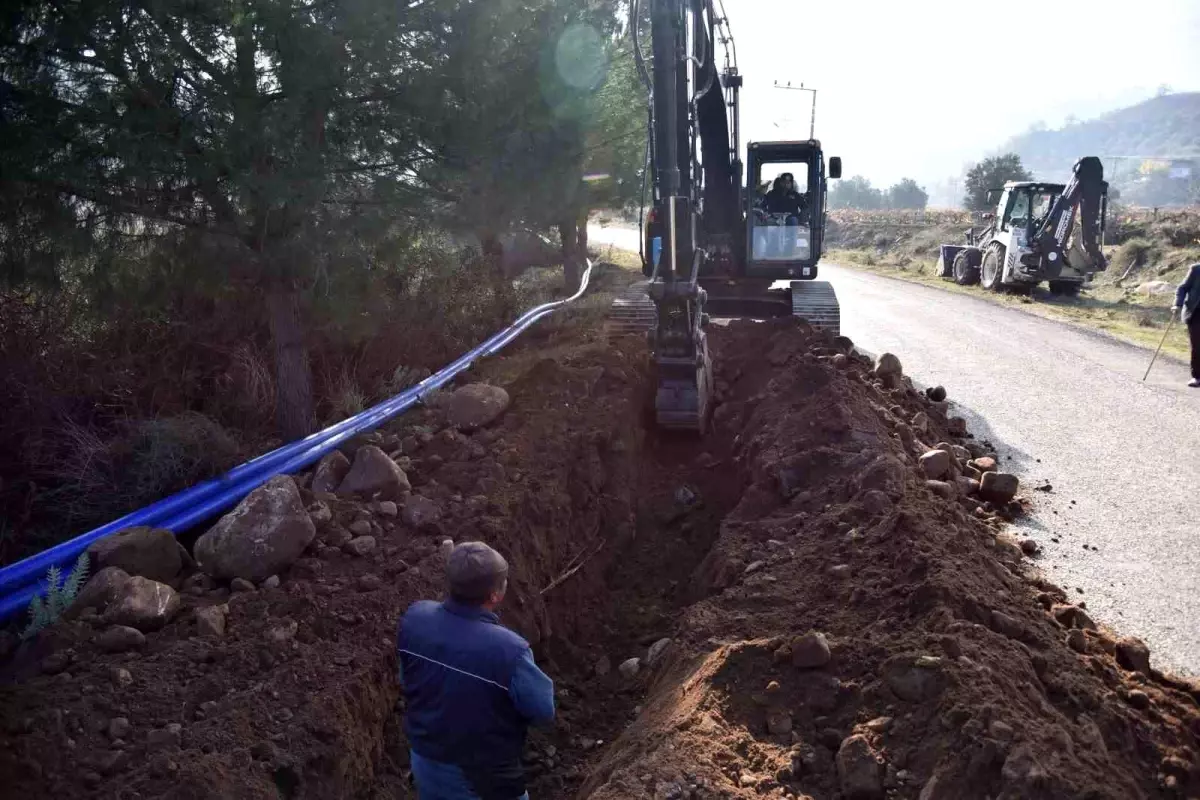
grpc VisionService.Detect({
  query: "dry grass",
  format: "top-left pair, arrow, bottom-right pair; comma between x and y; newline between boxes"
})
831,248 -> 1192,360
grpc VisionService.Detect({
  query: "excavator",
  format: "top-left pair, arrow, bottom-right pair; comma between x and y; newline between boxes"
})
607,0 -> 842,433
937,157 -> 1109,295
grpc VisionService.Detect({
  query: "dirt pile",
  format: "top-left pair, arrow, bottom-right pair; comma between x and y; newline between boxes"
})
581,319 -> 1200,800
0,317 -> 1196,800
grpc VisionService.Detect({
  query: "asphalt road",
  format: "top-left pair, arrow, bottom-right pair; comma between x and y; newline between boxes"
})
590,225 -> 1199,676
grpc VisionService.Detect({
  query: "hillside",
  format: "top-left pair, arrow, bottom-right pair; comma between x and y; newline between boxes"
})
1000,92 -> 1200,205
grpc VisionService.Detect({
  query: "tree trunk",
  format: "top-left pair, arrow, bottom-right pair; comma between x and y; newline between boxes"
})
266,286 -> 315,440
481,232 -> 513,320
559,219 -> 581,291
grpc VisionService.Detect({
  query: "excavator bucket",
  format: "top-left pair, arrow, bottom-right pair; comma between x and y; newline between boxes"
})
605,281 -> 658,336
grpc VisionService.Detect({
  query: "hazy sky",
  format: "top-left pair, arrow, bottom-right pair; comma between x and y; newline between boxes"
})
720,0 -> 1200,189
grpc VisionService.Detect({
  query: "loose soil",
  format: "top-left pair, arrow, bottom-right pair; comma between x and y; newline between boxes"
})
1,314 -> 1197,799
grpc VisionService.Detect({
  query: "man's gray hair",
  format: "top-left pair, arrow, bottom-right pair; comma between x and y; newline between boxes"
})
446,541 -> 509,604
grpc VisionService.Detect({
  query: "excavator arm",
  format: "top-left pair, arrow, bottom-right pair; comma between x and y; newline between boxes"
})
1031,155 -> 1108,276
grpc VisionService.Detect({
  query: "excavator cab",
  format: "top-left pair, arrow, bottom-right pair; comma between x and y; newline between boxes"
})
745,141 -> 840,280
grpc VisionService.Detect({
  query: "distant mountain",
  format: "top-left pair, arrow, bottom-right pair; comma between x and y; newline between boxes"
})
991,93 -> 1199,207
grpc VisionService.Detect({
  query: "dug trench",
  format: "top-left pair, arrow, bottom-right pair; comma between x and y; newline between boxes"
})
1,318 -> 1198,799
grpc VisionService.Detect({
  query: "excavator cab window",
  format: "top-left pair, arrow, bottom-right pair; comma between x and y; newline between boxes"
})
749,158 -> 814,262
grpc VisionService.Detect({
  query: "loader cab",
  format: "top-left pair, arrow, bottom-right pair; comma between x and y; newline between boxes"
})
996,181 -> 1064,241
744,140 -> 839,280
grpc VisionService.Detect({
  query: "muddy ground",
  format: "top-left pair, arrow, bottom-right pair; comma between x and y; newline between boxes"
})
1,315 -> 1197,799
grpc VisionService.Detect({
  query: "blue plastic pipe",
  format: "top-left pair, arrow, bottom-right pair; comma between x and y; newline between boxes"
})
0,261 -> 594,622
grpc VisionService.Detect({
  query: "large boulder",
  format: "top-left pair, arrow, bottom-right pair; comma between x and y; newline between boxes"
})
194,475 -> 316,582
70,566 -> 132,616
874,353 -> 902,377
918,450 -> 951,479
446,384 -> 511,431
979,472 -> 1020,504
87,526 -> 183,584
836,734 -> 884,798
103,576 -> 180,632
311,451 -> 351,494
337,446 -> 411,500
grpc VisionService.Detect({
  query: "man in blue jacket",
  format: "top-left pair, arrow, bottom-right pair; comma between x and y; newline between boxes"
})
1174,263 -> 1200,388
397,541 -> 554,799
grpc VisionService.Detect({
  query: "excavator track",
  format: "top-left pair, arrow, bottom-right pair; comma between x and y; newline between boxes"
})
790,280 -> 840,335
605,281 -> 658,335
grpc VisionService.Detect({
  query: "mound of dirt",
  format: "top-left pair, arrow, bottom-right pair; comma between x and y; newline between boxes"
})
0,318 -> 1196,800
581,319 -> 1200,800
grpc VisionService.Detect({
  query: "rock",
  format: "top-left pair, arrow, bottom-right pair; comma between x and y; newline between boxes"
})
72,567 -> 132,615
439,539 -> 455,560
924,480 -> 954,499
348,519 -> 373,536
766,709 -> 793,735
261,574 -> 281,589
884,656 -> 944,702
828,564 -> 852,579
87,526 -> 185,585
618,657 -> 640,679
919,450 -> 951,479
971,456 -> 998,473
356,574 -> 383,592
646,638 -> 672,666
1066,629 -> 1088,653
946,416 -> 967,436
979,472 -> 1019,504
1020,538 -> 1039,556
446,384 -> 511,430
1135,280 -> 1173,296
875,353 -> 902,377
377,501 -> 398,517
831,353 -> 848,368
40,650 -> 71,674
195,475 -> 316,582
836,734 -> 884,798
194,606 -> 227,637
311,451 -> 351,494
230,577 -> 256,593
402,495 -> 443,529
337,445 -> 411,500
954,477 -> 979,497
266,619 -> 298,645
911,412 -> 930,435
1051,604 -> 1096,631
1125,689 -> 1151,710
146,723 -> 182,752
110,666 -> 133,688
103,576 -> 180,632
792,631 -> 831,669
344,536 -> 377,557
990,611 -> 1025,640
323,527 -> 352,548
1001,743 -> 1045,785
108,717 -> 131,739
307,502 -> 332,526
182,573 -> 216,594
96,625 -> 146,653
594,655 -> 612,677
1115,637 -> 1151,673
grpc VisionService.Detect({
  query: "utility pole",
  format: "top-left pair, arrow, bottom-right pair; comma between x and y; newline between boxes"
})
773,80 -> 817,140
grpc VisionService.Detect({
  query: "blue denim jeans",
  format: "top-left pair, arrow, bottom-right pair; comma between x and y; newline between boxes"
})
410,751 -> 530,800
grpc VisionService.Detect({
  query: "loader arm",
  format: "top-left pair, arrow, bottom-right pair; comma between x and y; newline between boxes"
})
1031,155 -> 1108,272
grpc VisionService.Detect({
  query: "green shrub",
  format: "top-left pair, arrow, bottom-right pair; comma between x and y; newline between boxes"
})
22,551 -> 89,640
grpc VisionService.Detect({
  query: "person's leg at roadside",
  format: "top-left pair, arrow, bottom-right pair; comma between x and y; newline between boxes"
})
1189,316 -> 1200,385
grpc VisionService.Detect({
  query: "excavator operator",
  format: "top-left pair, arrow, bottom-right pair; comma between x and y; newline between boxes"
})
764,173 -> 806,220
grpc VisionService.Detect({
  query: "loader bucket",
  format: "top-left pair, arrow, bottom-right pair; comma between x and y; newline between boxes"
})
936,244 -> 965,279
